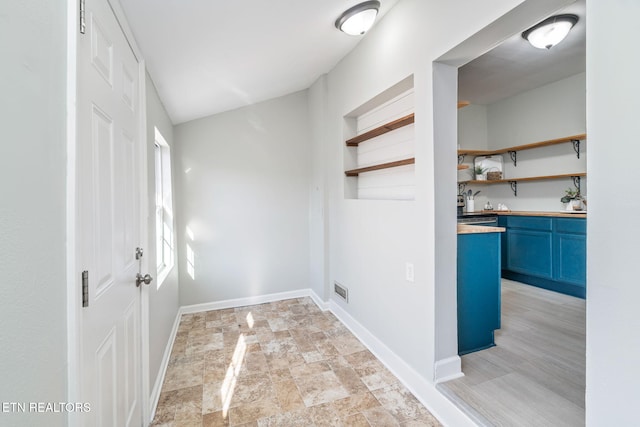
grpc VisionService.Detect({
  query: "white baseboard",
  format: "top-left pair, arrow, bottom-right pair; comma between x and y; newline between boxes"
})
180,289 -> 312,314
434,355 -> 464,384
150,288 -> 474,427
307,288 -> 329,311
326,299 -> 475,427
148,309 -> 182,421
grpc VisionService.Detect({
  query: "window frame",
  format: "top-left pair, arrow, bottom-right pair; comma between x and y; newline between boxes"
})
154,127 -> 174,287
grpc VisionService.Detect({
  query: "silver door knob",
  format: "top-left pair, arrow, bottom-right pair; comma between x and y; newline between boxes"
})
136,273 -> 153,287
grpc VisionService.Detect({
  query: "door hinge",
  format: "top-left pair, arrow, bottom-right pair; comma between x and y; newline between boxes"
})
82,270 -> 89,307
79,0 -> 86,34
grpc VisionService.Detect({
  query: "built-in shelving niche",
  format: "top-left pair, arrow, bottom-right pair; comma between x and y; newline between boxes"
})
343,76 -> 415,200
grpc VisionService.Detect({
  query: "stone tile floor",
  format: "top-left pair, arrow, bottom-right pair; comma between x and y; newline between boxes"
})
151,297 -> 441,426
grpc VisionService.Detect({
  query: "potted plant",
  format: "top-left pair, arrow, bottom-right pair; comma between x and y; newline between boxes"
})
561,188 -> 583,211
474,165 -> 488,180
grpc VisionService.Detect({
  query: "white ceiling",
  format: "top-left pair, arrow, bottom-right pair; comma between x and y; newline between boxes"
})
120,0 -> 399,124
120,0 -> 585,124
458,0 -> 586,105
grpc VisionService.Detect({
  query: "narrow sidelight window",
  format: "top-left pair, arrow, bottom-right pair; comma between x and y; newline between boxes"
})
154,128 -> 174,287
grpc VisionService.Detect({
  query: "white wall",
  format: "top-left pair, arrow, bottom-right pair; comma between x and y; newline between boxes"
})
459,72 -> 586,211
145,74 -> 180,396
308,76 -> 330,300
487,72 -> 586,148
0,0 -> 68,425
174,91 -> 311,305
322,0 -> 525,384
586,1 -> 640,424
433,62 -> 461,367
458,104 -> 488,151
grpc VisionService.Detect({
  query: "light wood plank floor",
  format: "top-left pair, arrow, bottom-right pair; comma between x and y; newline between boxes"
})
439,279 -> 586,426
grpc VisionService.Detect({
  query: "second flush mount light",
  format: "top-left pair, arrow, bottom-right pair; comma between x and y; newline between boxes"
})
522,14 -> 579,50
335,1 -> 381,36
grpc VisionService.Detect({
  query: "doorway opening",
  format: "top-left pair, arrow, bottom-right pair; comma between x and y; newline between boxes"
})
433,0 -> 586,425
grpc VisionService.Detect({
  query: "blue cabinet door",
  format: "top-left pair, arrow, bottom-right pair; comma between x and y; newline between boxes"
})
554,218 -> 586,288
555,233 -> 586,286
506,229 -> 553,279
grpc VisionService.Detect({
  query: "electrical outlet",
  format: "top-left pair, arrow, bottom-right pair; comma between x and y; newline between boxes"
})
405,262 -> 414,282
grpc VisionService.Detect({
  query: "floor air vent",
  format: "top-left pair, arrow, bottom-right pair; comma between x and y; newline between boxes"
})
334,282 -> 348,302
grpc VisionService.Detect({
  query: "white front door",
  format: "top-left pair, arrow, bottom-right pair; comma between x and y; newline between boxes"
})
77,0 -> 145,425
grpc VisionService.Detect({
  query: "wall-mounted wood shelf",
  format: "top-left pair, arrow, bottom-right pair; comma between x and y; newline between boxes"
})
460,172 -> 586,185
458,134 -> 586,166
457,134 -> 586,157
491,134 -> 586,155
345,158 -> 415,177
459,173 -> 586,196
346,113 -> 414,146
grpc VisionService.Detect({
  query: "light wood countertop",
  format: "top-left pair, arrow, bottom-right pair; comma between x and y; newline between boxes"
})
495,211 -> 586,218
457,224 -> 506,234
467,211 -> 587,219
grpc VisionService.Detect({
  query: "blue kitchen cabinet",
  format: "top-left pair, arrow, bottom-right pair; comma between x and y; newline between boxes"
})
554,218 -> 587,286
501,215 -> 586,298
505,217 -> 553,279
457,231 -> 501,355
498,216 -> 508,268
507,229 -> 553,279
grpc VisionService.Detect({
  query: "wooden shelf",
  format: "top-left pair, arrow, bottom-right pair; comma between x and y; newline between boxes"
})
458,134 -> 586,157
458,149 -> 493,156
345,158 -> 415,177
346,113 -> 414,146
457,101 -> 470,109
492,134 -> 586,155
460,172 -> 586,185
459,173 -> 586,197
457,164 -> 469,170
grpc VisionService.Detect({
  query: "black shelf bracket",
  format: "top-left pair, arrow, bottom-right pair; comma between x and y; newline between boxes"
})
508,150 -> 517,167
572,139 -> 580,159
458,183 -> 467,195
458,154 -> 465,164
509,181 -> 518,197
572,176 -> 581,193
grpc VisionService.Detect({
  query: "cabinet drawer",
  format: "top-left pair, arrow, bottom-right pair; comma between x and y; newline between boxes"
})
555,218 -> 586,234
508,216 -> 553,231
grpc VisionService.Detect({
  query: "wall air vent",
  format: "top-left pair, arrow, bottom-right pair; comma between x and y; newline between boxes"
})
334,282 -> 349,302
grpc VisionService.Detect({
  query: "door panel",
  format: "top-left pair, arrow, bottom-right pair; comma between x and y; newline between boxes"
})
78,0 -> 142,425
92,105 -> 115,298
96,328 -> 117,426
123,300 -> 139,426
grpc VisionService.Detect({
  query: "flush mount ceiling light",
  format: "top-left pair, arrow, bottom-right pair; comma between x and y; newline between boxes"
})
335,1 -> 381,36
522,14 -> 579,50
